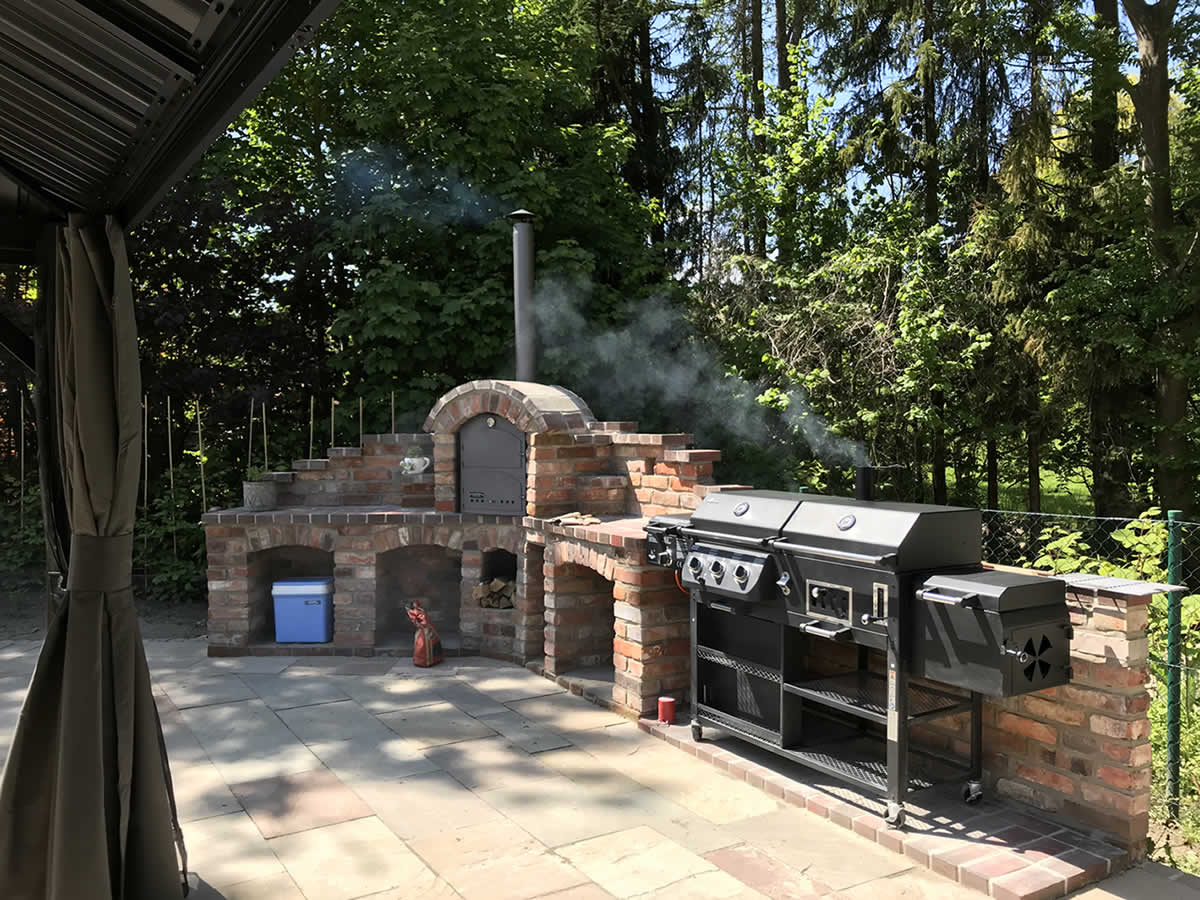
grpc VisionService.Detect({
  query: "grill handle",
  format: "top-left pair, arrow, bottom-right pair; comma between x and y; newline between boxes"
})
917,589 -> 980,608
681,528 -> 770,550
769,540 -> 897,567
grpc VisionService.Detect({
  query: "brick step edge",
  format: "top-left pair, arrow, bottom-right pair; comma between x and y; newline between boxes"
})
635,717 -> 1129,900
292,459 -> 329,471
524,660 -> 639,721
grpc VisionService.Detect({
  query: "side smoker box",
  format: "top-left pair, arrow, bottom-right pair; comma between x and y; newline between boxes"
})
912,569 -> 1071,696
273,577 -> 334,643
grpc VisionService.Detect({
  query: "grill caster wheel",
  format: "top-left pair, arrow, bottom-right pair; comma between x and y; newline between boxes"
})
884,803 -> 905,829
691,724 -> 703,742
962,780 -> 984,805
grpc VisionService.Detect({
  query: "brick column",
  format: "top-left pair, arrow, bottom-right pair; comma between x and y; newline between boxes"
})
206,525 -> 251,647
612,563 -> 690,716
515,541 -> 545,661
432,432 -> 455,512
459,544 -> 484,652
543,560 -> 611,675
527,432 -> 577,518
333,529 -> 377,649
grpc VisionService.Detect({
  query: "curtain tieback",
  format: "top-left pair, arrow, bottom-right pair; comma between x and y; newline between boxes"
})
67,533 -> 133,592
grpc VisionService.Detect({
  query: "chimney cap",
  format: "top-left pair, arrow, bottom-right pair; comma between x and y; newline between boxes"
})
507,209 -> 535,222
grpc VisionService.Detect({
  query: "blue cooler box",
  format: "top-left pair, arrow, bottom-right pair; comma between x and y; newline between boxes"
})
272,577 -> 334,643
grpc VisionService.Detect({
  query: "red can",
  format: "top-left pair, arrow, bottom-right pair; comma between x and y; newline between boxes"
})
657,696 -> 676,725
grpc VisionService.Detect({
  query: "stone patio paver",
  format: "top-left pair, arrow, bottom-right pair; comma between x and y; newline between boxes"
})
632,870 -> 771,899
475,709 -> 574,753
230,768 -> 373,838
278,698 -> 398,744
337,674 -> 447,713
353,771 -> 506,841
184,811 -> 285,889
180,698 -> 323,783
308,735 -> 440,784
558,825 -> 717,898
240,673 -> 351,710
6,638 -> 1196,900
377,700 -> 498,748
155,672 -> 258,709
410,820 -> 589,900
269,816 -> 438,900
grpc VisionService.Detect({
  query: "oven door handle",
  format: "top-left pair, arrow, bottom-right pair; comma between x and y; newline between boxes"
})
769,540 -> 896,567
918,589 -> 980,608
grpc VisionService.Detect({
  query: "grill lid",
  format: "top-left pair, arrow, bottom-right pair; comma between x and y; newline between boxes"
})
687,490 -> 801,542
780,496 -> 980,571
918,570 -> 1066,612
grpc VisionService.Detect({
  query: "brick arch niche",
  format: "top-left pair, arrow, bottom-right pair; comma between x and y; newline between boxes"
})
423,380 -> 596,516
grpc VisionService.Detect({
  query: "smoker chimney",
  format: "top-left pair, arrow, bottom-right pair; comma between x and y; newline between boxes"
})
855,466 -> 875,502
509,209 -> 535,381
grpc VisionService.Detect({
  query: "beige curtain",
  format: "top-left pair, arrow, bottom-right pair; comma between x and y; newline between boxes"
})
0,215 -> 185,899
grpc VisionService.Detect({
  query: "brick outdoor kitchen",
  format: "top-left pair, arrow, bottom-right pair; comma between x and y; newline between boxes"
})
203,379 -> 1156,870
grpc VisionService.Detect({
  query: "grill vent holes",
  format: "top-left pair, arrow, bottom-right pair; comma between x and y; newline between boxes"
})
1022,634 -> 1054,682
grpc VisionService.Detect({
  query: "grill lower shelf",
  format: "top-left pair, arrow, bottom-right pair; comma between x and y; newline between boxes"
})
693,703 -> 967,795
696,644 -> 781,684
783,671 -> 968,725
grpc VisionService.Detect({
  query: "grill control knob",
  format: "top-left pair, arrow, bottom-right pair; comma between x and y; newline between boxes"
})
687,556 -> 703,575
709,560 -> 724,579
656,550 -> 674,565
776,572 -> 791,596
733,565 -> 749,586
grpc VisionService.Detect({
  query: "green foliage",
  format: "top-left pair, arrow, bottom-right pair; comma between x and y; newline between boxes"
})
0,476 -> 46,576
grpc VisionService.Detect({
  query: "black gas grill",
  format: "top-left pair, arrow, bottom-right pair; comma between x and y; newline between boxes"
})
645,473 -> 1072,827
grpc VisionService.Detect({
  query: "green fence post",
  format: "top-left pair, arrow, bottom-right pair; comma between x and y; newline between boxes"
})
1168,508 -> 1183,819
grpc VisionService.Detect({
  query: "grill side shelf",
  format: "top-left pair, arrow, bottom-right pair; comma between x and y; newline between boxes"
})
696,644 -> 781,684
783,671 -> 968,724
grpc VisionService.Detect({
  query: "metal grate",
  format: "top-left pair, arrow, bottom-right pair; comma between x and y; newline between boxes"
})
791,737 -> 958,793
788,671 -> 965,721
696,644 -> 781,684
696,703 -> 781,745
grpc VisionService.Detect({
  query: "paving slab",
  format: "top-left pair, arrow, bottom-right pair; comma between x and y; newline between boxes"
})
181,699 -> 323,783
353,771 -> 505,841
286,657 -> 397,676
475,709 -> 574,754
188,872 -> 307,900
559,825 -> 717,899
173,760 -> 243,823
632,870 -> 770,899
277,699 -> 397,745
230,768 -> 373,838
434,680 -> 510,717
338,675 -> 448,713
184,811 -> 285,890
270,816 -> 439,900
410,819 -> 589,900
534,746 -> 644,796
1068,861 -> 1200,899
240,673 -> 351,710
460,668 -> 567,702
377,701 -> 498,749
506,693 -> 629,734
726,807 -> 914,891
423,735 -> 553,791
533,887 -> 613,900
618,745 -> 780,824
189,656 -> 300,675
157,673 -> 258,709
704,843 -> 833,899
307,735 -> 440,785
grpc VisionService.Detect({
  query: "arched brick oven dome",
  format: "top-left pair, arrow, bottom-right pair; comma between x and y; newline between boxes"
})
423,380 -> 596,434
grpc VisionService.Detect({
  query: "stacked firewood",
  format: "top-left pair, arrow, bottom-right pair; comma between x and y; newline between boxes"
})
472,578 -> 515,608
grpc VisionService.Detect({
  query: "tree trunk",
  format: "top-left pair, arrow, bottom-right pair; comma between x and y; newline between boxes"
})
1091,0 -> 1119,173
776,0 -> 790,92
921,0 -> 939,230
1027,429 -> 1042,513
975,0 -> 989,197
986,438 -> 999,508
751,0 -> 767,257
638,18 -> 665,246
932,391 -> 947,504
1122,0 -> 1188,513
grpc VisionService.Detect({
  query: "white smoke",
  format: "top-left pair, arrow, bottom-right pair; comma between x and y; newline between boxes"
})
533,277 -> 868,468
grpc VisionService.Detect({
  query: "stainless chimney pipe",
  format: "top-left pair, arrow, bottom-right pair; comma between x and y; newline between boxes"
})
509,209 -> 535,381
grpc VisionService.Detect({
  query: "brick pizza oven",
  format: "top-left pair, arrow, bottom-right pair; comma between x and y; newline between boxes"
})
203,379 -> 1157,861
